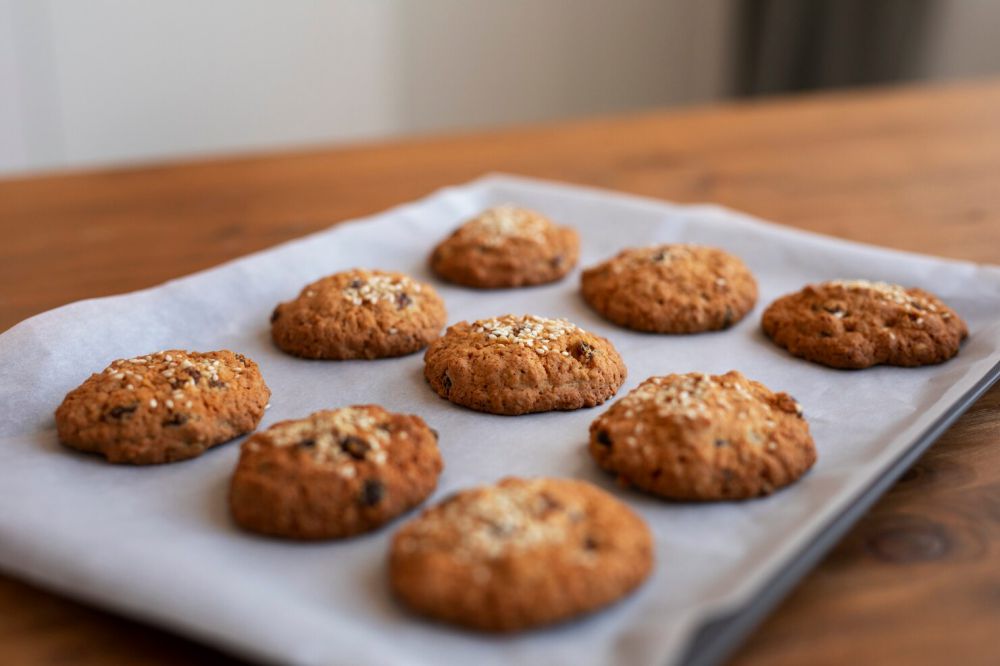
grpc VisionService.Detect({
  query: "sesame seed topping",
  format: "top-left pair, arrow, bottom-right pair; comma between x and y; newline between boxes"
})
258,407 -> 393,475
399,479 -> 585,561
609,372 -> 793,447
95,351 -> 250,413
826,279 -> 939,314
461,205 -> 550,247
341,273 -> 421,307
602,245 -> 743,296
473,314 -> 578,352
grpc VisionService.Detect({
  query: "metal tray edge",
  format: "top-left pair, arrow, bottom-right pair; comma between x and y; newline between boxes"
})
678,359 -> 1000,666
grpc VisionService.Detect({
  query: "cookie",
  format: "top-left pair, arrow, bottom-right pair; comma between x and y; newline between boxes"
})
762,279 -> 968,369
423,314 -> 626,415
55,350 -> 270,465
389,477 -> 653,632
589,371 -> 815,500
271,269 -> 447,360
429,205 -> 579,288
229,405 -> 443,540
581,244 -> 758,333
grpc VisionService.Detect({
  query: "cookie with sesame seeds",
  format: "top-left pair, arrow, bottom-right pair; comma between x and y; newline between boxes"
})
271,269 -> 447,360
589,371 -> 815,500
389,477 -> 653,632
229,405 -> 443,540
581,244 -> 758,333
762,279 -> 968,369
423,314 -> 626,416
430,205 -> 579,288
55,350 -> 270,465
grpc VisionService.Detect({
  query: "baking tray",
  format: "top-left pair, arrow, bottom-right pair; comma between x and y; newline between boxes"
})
1,175 -> 998,666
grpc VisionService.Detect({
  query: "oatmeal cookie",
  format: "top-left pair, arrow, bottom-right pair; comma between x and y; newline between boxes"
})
430,205 -> 579,288
271,269 -> 447,359
55,349 -> 270,464
229,405 -> 443,539
423,314 -> 626,415
389,477 -> 653,632
589,371 -> 815,500
762,279 -> 967,369
581,244 -> 757,333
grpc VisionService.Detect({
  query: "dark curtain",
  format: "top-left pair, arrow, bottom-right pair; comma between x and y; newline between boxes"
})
734,0 -> 937,96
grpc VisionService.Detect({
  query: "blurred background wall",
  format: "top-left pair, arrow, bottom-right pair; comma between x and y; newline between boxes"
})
1,0 -> 998,176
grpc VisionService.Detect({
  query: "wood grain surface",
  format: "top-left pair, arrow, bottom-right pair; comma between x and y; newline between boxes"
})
2,80 -> 999,666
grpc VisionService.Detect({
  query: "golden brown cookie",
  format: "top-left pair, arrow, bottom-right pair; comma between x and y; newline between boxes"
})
581,244 -> 758,333
229,405 -> 443,540
389,477 -> 653,632
271,269 -> 447,360
55,350 -> 270,465
589,371 -> 815,500
423,314 -> 627,415
429,205 -> 579,288
762,279 -> 968,369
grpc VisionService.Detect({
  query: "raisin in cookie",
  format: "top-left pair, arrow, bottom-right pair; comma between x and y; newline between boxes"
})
55,350 -> 269,465
423,314 -> 626,415
762,279 -> 968,369
581,244 -> 757,333
389,477 -> 653,632
430,205 -> 579,288
589,371 -> 815,500
229,405 -> 442,540
271,269 -> 447,360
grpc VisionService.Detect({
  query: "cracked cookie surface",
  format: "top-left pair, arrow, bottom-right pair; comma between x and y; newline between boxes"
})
762,279 -> 967,369
430,205 -> 579,288
589,371 -> 815,500
271,268 -> 447,360
581,244 -> 758,333
55,349 -> 270,464
389,476 -> 653,632
423,314 -> 626,415
229,405 -> 442,539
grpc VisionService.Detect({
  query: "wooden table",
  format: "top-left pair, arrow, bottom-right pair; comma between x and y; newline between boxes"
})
2,80 -> 999,666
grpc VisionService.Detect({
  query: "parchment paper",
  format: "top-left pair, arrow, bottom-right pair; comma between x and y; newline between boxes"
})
2,175 -> 999,666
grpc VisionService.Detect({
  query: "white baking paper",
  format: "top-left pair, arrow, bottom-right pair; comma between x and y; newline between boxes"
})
1,174 -> 999,666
